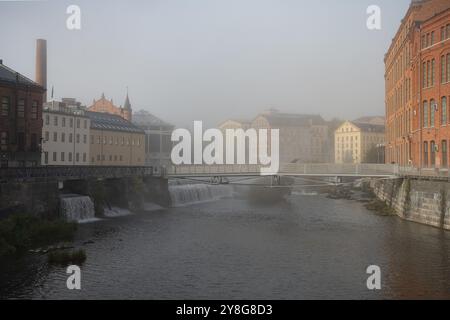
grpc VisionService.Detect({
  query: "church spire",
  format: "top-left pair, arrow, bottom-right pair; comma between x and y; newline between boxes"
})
123,88 -> 131,111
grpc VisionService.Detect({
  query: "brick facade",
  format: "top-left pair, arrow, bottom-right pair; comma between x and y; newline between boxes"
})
385,0 -> 450,167
0,63 -> 45,167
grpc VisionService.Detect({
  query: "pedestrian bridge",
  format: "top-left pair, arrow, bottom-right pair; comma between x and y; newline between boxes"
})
167,163 -> 400,178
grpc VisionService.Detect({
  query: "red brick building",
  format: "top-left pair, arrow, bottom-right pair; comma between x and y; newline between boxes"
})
0,61 -> 46,167
385,0 -> 450,167
88,93 -> 132,121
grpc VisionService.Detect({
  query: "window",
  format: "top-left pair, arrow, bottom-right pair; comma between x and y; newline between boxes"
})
61,152 -> 65,162
423,101 -> 429,128
447,54 -> 450,84
54,116 -> 58,126
91,135 -> 94,144
424,141 -> 428,167
53,132 -> 57,142
31,101 -> 38,119
83,135 -> 87,144
431,31 -> 435,46
431,141 -> 436,166
53,152 -> 57,162
30,134 -> 37,151
70,118 -> 73,128
443,141 -> 448,168
1,97 -> 10,116
45,114 -> 50,125
427,60 -> 431,87
442,55 -> 446,83
44,152 -> 48,164
68,152 -> 72,162
61,132 -> 65,142
76,153 -> 79,162
430,99 -> 436,127
17,99 -> 25,118
45,131 -> 49,141
69,133 -> 73,143
431,59 -> 435,86
423,62 -> 427,88
83,153 -> 86,162
422,35 -> 426,48
62,117 -> 66,127
76,134 -> 80,144
84,120 -> 87,129
442,26 -> 446,42
0,132 -> 8,151
442,97 -> 447,125
76,119 -> 80,128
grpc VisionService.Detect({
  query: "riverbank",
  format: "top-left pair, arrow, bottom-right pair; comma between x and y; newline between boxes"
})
369,178 -> 450,230
0,214 -> 77,257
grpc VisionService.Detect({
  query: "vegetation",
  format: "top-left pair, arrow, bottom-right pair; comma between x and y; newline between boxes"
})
48,249 -> 86,266
0,214 -> 77,257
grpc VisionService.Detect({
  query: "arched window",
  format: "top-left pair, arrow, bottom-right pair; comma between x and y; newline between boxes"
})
430,99 -> 435,127
442,140 -> 448,168
423,101 -> 429,128
424,141 -> 428,167
442,97 -> 447,125
431,141 -> 436,166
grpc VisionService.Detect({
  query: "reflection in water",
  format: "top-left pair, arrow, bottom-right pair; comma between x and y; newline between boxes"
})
1,185 -> 450,299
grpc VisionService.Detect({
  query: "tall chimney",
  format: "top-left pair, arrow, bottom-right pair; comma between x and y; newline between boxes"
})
35,39 -> 47,102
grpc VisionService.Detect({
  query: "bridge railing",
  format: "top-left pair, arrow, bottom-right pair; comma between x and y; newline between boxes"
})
0,166 -> 154,182
167,163 -> 399,176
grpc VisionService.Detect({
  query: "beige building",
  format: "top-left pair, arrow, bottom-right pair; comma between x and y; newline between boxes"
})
334,121 -> 385,164
251,110 -> 329,164
41,100 -> 90,166
87,111 -> 145,166
218,119 -> 251,130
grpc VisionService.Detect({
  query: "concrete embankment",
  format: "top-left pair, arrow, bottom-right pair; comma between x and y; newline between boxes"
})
0,176 -> 170,220
369,178 -> 450,230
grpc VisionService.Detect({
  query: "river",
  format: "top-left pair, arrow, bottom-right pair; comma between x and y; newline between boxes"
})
1,184 -> 450,299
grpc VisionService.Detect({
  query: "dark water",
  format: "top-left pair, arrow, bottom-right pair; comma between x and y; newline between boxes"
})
1,189 -> 450,299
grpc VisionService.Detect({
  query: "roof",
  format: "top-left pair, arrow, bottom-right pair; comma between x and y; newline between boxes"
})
132,110 -> 173,129
256,112 -> 326,127
0,62 -> 44,90
86,111 -> 144,134
353,122 -> 385,133
353,116 -> 385,126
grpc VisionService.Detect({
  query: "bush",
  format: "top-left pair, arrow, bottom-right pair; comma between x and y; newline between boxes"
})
48,249 -> 86,266
0,214 -> 77,257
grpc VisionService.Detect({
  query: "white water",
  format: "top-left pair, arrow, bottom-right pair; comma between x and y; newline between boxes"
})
103,206 -> 132,217
169,184 -> 233,207
60,194 -> 97,223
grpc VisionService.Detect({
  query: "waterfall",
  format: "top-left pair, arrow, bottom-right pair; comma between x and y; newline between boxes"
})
169,183 -> 233,207
60,194 -> 97,223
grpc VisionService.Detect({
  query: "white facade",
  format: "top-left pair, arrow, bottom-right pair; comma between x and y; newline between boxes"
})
41,101 -> 90,166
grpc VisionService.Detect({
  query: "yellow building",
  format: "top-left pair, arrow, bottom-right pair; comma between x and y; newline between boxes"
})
87,111 -> 145,166
335,121 -> 385,164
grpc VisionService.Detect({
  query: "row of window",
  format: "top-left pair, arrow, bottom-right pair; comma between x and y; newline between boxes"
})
1,96 -> 39,119
423,54 -> 450,88
91,135 -> 141,146
423,140 -> 448,168
44,114 -> 88,129
0,131 -> 38,151
422,96 -> 448,128
421,24 -> 450,49
92,154 -> 124,162
44,151 -> 87,164
44,131 -> 87,144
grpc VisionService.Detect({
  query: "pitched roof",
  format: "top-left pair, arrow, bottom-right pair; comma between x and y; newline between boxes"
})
353,122 -> 385,133
132,110 -> 173,129
0,62 -> 43,89
257,112 -> 326,127
86,111 -> 144,134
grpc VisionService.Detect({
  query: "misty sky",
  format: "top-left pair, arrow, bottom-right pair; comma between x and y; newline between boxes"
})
0,0 -> 410,127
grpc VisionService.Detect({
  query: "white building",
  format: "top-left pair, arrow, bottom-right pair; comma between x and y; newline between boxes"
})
41,100 -> 90,166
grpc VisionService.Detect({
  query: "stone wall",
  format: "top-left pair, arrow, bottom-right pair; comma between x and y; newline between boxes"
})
370,178 -> 450,230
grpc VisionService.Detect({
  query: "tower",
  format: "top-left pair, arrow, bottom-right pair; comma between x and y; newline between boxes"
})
123,89 -> 132,121
35,39 -> 47,102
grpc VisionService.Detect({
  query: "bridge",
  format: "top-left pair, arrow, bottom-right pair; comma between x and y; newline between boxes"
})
167,163 -> 400,178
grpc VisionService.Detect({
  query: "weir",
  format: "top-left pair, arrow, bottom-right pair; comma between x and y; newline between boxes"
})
168,183 -> 233,206
59,194 -> 96,222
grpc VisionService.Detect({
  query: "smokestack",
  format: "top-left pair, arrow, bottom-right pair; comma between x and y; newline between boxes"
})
35,39 -> 47,102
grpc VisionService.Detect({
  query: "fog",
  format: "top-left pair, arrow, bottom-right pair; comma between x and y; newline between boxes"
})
0,0 -> 410,127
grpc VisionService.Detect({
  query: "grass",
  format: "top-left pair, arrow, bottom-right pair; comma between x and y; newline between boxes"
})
48,249 -> 86,266
0,214 -> 77,257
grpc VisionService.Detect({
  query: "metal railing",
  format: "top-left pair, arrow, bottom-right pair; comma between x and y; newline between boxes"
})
167,163 -> 399,177
0,166 -> 154,182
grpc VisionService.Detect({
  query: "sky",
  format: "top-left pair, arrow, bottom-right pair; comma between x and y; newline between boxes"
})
0,0 -> 411,128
